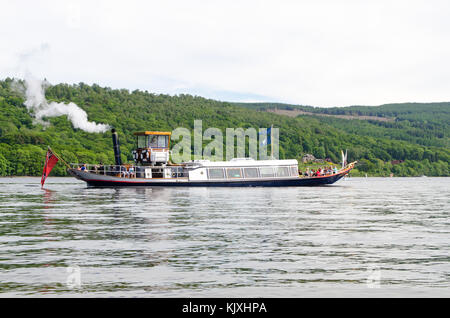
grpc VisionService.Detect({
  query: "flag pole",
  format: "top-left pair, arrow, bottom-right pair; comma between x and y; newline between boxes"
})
47,146 -> 71,169
270,124 -> 274,159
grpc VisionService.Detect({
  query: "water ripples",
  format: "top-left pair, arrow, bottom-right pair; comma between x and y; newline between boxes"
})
0,177 -> 449,296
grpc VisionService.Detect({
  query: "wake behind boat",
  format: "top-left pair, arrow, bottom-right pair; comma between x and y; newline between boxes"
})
63,129 -> 356,187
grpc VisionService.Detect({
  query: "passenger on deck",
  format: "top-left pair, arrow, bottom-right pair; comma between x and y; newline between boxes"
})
129,167 -> 135,178
98,162 -> 104,175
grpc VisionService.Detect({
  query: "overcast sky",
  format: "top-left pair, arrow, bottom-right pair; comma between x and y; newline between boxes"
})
1,0 -> 449,106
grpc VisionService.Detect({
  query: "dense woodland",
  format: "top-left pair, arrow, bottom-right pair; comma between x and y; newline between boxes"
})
0,78 -> 448,177
235,102 -> 450,148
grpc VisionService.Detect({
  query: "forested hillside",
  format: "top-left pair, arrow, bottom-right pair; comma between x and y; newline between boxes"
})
0,78 -> 448,177
234,102 -> 449,148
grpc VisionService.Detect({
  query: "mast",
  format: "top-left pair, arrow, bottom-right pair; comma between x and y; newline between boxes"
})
270,124 -> 274,159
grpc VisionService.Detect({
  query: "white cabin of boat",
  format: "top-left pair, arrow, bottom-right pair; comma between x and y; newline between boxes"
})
184,158 -> 299,181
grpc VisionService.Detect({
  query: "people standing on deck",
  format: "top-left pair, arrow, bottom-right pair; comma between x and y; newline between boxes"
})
304,166 -> 341,177
98,162 -> 104,175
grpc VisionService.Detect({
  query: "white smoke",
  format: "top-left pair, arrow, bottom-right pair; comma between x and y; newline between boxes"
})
18,75 -> 110,133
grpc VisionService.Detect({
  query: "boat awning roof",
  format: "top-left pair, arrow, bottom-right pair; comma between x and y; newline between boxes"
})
184,158 -> 299,167
133,131 -> 172,136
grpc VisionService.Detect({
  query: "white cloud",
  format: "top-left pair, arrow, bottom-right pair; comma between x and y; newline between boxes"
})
1,0 -> 449,106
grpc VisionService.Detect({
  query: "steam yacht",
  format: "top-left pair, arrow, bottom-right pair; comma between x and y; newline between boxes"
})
67,129 -> 355,187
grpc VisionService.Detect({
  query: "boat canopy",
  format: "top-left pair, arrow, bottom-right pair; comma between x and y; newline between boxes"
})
184,158 -> 298,167
133,131 -> 172,136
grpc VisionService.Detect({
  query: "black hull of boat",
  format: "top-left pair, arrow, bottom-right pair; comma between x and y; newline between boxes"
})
68,168 -> 351,187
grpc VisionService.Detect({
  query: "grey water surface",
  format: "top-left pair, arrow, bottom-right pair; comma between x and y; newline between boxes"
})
0,177 -> 449,297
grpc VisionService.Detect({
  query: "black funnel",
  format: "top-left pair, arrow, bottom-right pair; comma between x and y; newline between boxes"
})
111,129 -> 122,166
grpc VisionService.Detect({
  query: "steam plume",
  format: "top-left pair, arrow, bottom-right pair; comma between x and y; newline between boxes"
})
18,75 -> 110,133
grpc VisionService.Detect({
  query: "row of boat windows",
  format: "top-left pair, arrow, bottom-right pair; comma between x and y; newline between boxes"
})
207,166 -> 298,179
137,135 -> 169,148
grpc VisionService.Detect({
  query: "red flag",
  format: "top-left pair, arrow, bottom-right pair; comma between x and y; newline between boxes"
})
41,149 -> 59,187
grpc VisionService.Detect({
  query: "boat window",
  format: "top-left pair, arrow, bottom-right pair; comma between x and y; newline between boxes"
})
137,135 -> 147,148
275,166 -> 290,177
243,167 -> 258,178
208,168 -> 225,179
259,167 -> 274,178
157,135 -> 168,148
290,166 -> 299,176
149,135 -> 158,147
226,168 -> 242,178
147,135 -> 168,148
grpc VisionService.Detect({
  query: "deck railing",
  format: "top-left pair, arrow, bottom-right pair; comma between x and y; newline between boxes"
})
69,161 -> 356,180
70,163 -> 187,179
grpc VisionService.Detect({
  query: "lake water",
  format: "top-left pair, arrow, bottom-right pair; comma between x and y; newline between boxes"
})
0,177 -> 448,297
